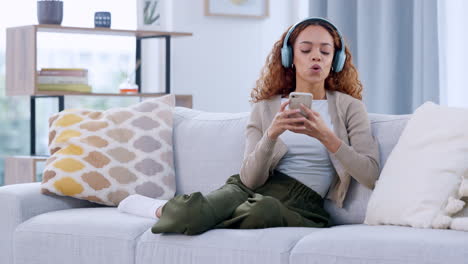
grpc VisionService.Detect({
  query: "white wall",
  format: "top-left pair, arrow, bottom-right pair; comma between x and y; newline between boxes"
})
166,0 -> 298,112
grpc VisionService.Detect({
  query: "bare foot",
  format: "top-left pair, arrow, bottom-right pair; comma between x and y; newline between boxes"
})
155,206 -> 163,218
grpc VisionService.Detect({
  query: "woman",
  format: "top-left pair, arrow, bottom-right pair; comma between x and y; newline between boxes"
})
118,17 -> 380,235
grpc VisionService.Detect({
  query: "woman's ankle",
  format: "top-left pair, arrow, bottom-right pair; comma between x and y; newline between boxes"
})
156,206 -> 163,218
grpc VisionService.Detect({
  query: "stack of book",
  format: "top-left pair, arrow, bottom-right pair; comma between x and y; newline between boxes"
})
37,68 -> 92,93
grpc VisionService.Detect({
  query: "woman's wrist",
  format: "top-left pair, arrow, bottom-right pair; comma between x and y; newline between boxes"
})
267,128 -> 279,140
320,129 -> 342,153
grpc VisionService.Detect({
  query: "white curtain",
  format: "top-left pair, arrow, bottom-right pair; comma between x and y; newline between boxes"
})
309,0 -> 440,114
438,0 -> 468,108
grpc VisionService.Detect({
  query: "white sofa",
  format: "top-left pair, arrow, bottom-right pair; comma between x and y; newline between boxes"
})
1,107 -> 467,264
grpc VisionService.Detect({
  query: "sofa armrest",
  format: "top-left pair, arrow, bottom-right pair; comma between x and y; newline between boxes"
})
0,182 -> 98,264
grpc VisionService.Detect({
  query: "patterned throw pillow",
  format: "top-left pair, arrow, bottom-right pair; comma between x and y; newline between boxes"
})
41,94 -> 176,206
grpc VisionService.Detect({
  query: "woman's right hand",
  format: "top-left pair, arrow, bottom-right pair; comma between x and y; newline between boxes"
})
267,100 -> 307,140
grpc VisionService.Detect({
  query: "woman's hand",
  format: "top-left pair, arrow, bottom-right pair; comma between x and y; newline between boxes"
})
267,100 -> 307,140
289,104 -> 342,153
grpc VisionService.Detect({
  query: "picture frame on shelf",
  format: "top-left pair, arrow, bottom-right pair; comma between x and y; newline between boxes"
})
137,0 -> 171,31
204,0 -> 269,19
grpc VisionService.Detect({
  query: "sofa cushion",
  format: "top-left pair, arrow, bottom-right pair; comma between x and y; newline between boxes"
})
136,227 -> 320,264
14,208 -> 154,264
366,102 -> 468,230
172,107 -> 249,195
324,114 -> 411,225
290,224 -> 468,264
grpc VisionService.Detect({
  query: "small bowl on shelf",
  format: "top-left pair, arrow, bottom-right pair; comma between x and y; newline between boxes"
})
120,88 -> 139,94
119,79 -> 139,94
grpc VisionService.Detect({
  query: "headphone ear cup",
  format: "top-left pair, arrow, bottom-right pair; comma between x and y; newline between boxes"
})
281,46 -> 293,68
332,49 -> 346,72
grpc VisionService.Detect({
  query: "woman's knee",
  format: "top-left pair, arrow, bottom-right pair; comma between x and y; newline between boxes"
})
236,195 -> 283,229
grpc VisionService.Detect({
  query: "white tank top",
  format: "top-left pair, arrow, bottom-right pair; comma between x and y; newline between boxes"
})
276,98 -> 335,197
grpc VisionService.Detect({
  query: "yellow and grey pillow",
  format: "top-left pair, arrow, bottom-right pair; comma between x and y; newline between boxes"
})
41,94 -> 176,206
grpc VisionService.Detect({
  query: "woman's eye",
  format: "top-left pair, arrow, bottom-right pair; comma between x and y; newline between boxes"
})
300,50 -> 310,53
321,51 -> 330,55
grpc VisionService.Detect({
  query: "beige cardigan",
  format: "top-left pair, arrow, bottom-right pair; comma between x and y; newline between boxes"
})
240,90 -> 380,208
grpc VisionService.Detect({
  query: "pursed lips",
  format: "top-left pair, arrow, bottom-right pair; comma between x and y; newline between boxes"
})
310,64 -> 322,72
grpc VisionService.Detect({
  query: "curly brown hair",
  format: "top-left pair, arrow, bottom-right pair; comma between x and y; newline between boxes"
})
251,20 -> 363,102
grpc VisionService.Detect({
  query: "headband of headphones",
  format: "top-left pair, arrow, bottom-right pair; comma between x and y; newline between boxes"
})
281,17 -> 346,72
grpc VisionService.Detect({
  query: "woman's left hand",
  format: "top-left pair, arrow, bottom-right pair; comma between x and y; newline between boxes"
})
288,104 -> 329,140
289,104 -> 342,153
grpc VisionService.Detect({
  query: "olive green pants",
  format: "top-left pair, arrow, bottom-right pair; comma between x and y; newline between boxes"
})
151,170 -> 330,235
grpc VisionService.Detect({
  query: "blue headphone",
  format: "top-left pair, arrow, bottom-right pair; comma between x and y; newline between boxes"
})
281,17 -> 346,72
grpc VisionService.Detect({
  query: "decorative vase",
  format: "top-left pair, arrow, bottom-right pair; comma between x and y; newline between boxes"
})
137,0 -> 171,31
37,0 -> 63,25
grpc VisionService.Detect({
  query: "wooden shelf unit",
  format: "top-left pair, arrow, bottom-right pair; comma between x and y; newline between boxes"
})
31,92 -> 193,109
4,156 -> 48,185
4,25 -> 193,185
35,24 -> 192,37
6,24 -> 192,96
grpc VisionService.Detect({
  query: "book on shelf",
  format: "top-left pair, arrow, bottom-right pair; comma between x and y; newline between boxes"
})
37,75 -> 88,85
38,83 -> 92,93
39,68 -> 88,77
38,68 -> 89,89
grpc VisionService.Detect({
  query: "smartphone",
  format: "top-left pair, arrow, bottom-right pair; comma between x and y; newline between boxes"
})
289,92 -> 313,116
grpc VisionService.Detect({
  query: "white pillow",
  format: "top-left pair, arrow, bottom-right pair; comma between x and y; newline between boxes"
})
365,102 -> 468,230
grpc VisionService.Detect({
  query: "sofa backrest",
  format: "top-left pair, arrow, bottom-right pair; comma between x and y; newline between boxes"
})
172,107 -> 411,225
324,113 -> 411,225
172,107 -> 250,195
